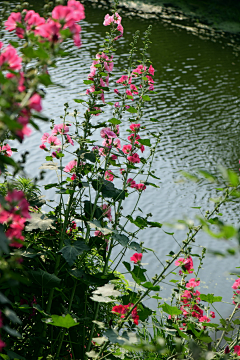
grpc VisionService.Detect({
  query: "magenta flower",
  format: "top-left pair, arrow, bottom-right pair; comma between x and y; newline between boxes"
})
186,278 -> 200,288
71,173 -> 77,180
64,159 -> 77,173
129,123 -> 140,132
210,311 -> 215,318
68,0 -> 85,21
127,153 -> 140,164
130,253 -> 142,264
130,84 -> 138,94
135,183 -> 146,191
127,178 -> 137,188
112,303 -> 139,325
0,144 -> 12,157
148,64 -> 155,76
232,278 -> 240,289
5,12 -> 24,38
52,123 -> 70,135
199,316 -> 210,323
105,170 -> 114,182
24,10 -> 45,33
116,75 -> 131,85
235,346 -> 240,356
36,20 -> 61,43
100,127 -> 117,139
175,256 -> 194,274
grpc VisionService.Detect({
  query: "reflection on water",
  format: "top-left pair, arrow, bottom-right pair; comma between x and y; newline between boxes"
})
1,0 -> 240,316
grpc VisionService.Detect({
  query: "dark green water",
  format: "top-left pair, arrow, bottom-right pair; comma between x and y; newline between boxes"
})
1,0 -> 240,315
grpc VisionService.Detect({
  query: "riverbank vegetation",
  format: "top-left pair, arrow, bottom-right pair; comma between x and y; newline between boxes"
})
0,1 -> 240,359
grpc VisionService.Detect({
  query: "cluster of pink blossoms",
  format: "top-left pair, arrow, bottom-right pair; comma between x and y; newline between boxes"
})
0,190 -> 30,248
40,123 -> 74,157
0,41 -> 42,139
130,253 -> 142,264
232,277 -> 240,308
103,12 -> 123,41
115,64 -> 155,102
5,0 -> 84,47
175,256 -> 194,274
112,303 -> 139,325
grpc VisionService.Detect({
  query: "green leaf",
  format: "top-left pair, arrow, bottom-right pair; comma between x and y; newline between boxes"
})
137,139 -> 151,146
60,240 -> 90,266
113,233 -> 129,247
74,99 -> 85,103
126,215 -> 148,229
128,241 -> 142,253
38,73 -> 52,86
42,314 -> 79,328
150,118 -> 159,122
104,329 -> 125,345
45,156 -> 53,161
142,282 -> 160,291
142,95 -> 151,101
198,170 -> 217,183
44,183 -> 58,190
199,294 -> 222,304
108,118 -> 122,125
131,266 -> 147,284
84,80 -> 94,84
3,325 -> 21,338
29,269 -> 61,289
147,221 -> 162,228
126,106 -> 138,113
161,303 -> 182,316
123,261 -> 131,272
4,308 -> 21,324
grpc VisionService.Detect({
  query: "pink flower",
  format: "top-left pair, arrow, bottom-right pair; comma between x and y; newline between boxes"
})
36,19 -> 61,43
112,303 -> 139,325
41,132 -> 50,143
71,173 -> 77,180
101,204 -> 112,221
100,127 -> 117,139
234,346 -> 240,356
128,133 -> 140,143
232,278 -> 240,290
67,0 -> 85,21
115,102 -> 120,108
199,316 -> 210,323
114,89 -> 120,95
127,153 -> 140,163
52,123 -> 69,135
47,135 -> 61,146
225,346 -> 230,354
130,253 -> 142,264
120,168 -> 125,175
129,123 -> 140,132
127,178 -> 137,188
148,64 -> 155,76
122,144 -> 132,154
0,45 -> 22,70
186,278 -> 200,288
126,89 -> 133,100
66,134 -> 74,146
111,154 -> 117,160
5,12 -> 24,38
64,159 -> 77,173
24,10 -> 45,33
130,84 -> 138,94
116,75 -> 131,85
28,94 -> 42,112
0,144 -> 12,157
135,183 -> 146,191
52,5 -> 75,26
175,256 -> 194,274
105,170 -> 114,182
103,14 -> 115,26
132,64 -> 146,76
210,311 -> 215,318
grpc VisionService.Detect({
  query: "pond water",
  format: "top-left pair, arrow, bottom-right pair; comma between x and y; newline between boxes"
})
2,0 -> 240,318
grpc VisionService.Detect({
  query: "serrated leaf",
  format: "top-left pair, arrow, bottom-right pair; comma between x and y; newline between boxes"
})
25,213 -> 56,231
138,138 -> 151,146
142,282 -> 160,291
60,240 -> 90,266
108,118 -> 122,125
126,106 -> 138,113
113,233 -> 129,247
200,294 -> 222,304
161,303 -> 182,316
42,314 -> 79,328
142,95 -> 151,101
131,266 -> 147,284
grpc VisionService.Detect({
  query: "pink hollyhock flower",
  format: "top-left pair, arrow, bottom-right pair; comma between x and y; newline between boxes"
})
120,168 -> 125,174
52,123 -> 70,135
130,123 -> 140,132
101,204 -> 112,221
175,256 -> 194,274
47,135 -> 61,146
64,159 -> 77,173
24,10 -> 45,33
0,45 -> 22,70
67,0 -> 85,21
122,144 -> 132,154
69,22 -> 82,47
113,138 -> 121,149
36,19 -> 61,43
130,84 -> 138,94
128,133 -> 140,142
6,71 -> 25,92
111,154 -> 117,160
114,102 -> 120,108
52,5 -> 75,26
105,170 -> 114,182
148,64 -> 155,76
132,64 -> 146,76
71,173 -> 77,180
186,278 -> 200,288
130,253 -> 142,264
66,134 -> 74,146
116,75 -> 131,85
103,14 -> 115,26
28,94 -> 42,112
149,84 -> 154,91
5,190 -> 30,219
16,124 -> 31,140
199,316 -> 210,323
125,105 -> 130,110
5,12 -> 24,38
127,153 -> 140,163
210,311 -> 215,318
235,346 -> 240,356
135,183 -> 146,191
112,303 -> 139,325
0,144 -> 12,157
100,127 -> 117,139
232,278 -> 240,290
127,178 -> 137,188
41,132 -> 50,143
146,75 -> 154,86
126,89 -> 133,100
